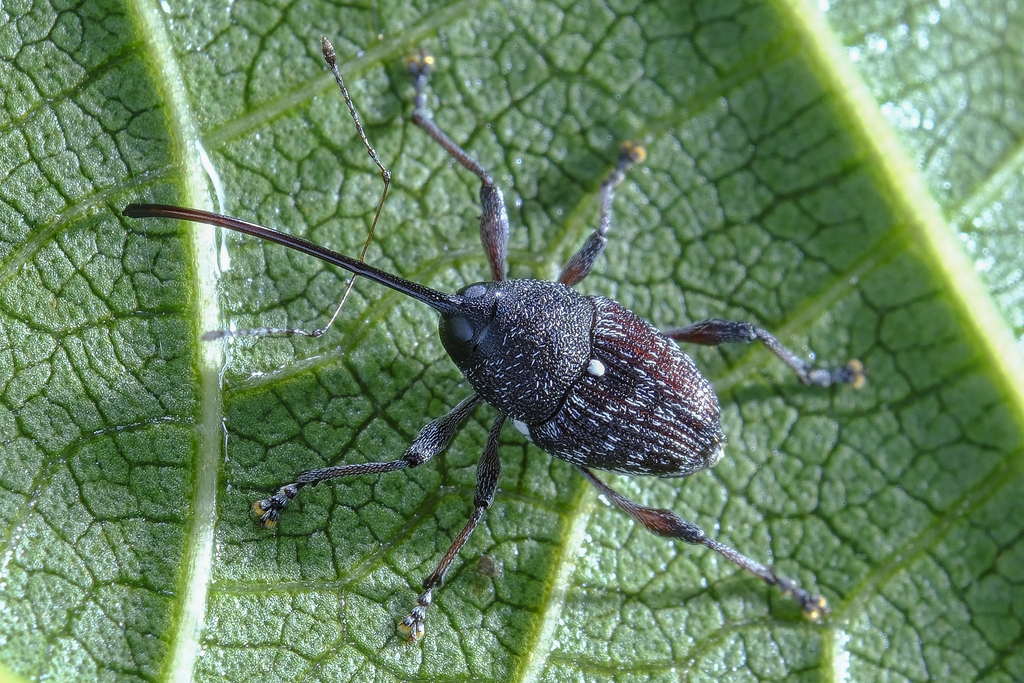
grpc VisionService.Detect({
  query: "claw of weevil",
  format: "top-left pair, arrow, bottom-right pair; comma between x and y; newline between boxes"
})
252,499 -> 278,528
775,575 -> 829,621
398,604 -> 427,642
802,594 -> 830,621
404,51 -> 434,78
397,615 -> 425,642
252,483 -> 301,528
619,140 -> 646,165
844,359 -> 867,389
398,591 -> 431,641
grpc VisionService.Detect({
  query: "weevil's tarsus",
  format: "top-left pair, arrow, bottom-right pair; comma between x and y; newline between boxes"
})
838,358 -> 867,389
665,318 -> 865,389
253,394 -> 483,527
407,50 -> 510,282
577,466 -> 829,620
254,459 -> 411,527
400,414 -> 505,641
558,141 -> 646,287
406,51 -> 486,182
701,535 -> 830,620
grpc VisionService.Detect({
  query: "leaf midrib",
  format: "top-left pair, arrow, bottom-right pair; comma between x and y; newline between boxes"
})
779,0 -> 1024,418
125,1 -> 224,682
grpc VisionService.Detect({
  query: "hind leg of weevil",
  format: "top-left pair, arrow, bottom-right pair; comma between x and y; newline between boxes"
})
399,415 -> 505,641
664,319 -> 866,388
406,51 -> 510,282
577,467 -> 829,619
254,395 -> 481,526
558,142 -> 646,287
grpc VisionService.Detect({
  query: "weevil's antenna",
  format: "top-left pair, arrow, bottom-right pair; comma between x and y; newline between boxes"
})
184,36 -> 394,341
306,36 -> 393,338
123,204 -> 461,315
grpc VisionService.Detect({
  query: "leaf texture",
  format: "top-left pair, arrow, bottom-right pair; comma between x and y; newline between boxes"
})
0,0 -> 1022,681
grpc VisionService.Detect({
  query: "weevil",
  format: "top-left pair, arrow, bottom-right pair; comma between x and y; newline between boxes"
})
124,37 -> 865,641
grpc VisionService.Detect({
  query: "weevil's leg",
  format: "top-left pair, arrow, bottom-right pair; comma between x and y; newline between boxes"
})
577,466 -> 829,619
665,319 -> 866,389
203,37 -> 390,341
406,51 -> 510,282
399,414 -> 505,641
254,394 -> 482,527
558,142 -> 646,287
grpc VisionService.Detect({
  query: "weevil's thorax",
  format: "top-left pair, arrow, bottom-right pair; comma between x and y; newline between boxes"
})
439,279 -> 593,423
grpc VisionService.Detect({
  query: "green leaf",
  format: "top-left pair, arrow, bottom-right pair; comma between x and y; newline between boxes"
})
1,0 -> 1022,681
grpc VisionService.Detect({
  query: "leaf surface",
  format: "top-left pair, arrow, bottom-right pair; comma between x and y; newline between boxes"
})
1,0 -> 1022,681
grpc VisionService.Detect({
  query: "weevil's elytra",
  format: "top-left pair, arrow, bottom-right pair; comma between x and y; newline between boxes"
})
530,296 -> 726,477
123,36 -> 865,642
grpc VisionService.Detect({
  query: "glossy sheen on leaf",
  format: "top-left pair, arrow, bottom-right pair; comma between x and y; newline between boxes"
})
1,0 -> 1023,682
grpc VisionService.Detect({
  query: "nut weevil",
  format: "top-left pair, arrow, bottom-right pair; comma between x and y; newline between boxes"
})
124,37 -> 865,642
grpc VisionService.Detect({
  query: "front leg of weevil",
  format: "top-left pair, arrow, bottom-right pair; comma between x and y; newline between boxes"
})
577,466 -> 829,620
665,319 -> 866,389
399,415 -> 505,641
253,395 -> 482,527
406,50 -> 510,282
558,141 -> 646,287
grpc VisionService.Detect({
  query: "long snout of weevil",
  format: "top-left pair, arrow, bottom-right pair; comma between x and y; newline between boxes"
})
123,36 -> 865,642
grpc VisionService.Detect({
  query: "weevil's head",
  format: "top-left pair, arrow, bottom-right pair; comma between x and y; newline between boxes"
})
438,282 -> 496,365
438,279 -> 593,423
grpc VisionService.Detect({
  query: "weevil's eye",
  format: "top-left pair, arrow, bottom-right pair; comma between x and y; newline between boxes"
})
440,283 -> 495,364
440,315 -> 477,363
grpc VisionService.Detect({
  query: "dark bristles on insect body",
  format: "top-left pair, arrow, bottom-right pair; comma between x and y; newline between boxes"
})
124,36 -> 865,642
